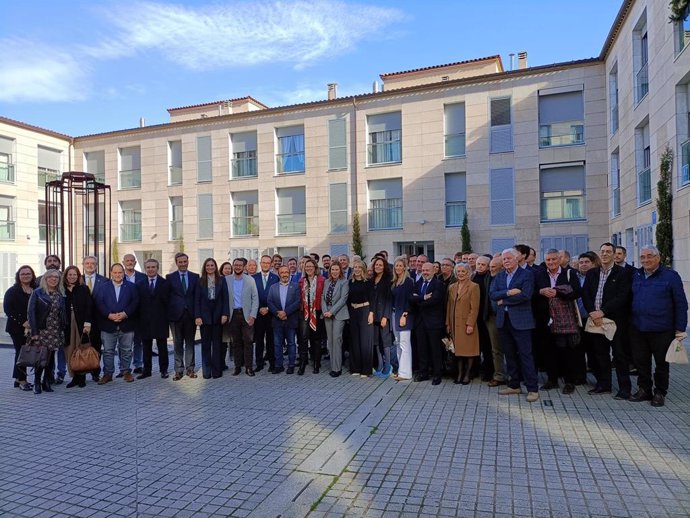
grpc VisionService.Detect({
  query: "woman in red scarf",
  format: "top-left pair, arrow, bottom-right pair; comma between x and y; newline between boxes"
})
298,258 -> 325,375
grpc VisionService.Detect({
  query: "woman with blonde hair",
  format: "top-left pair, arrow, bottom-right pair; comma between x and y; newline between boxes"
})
446,263 -> 480,384
391,257 -> 414,380
347,259 -> 371,376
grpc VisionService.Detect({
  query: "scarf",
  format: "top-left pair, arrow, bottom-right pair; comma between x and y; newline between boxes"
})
302,277 -> 318,331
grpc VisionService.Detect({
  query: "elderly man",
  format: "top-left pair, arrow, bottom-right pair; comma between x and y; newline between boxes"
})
629,245 -> 688,407
484,256 -> 505,386
246,259 -> 258,276
82,255 -> 107,381
490,248 -> 539,402
268,265 -> 301,374
472,255 -> 494,381
253,255 -> 279,371
123,253 -> 146,375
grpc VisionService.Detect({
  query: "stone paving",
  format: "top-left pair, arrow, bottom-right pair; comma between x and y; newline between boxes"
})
1,343 -> 689,518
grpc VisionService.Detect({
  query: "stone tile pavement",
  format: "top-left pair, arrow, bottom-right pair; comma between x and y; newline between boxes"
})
1,343 -> 689,518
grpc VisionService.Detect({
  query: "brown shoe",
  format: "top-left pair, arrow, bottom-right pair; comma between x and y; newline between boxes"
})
487,379 -> 505,387
97,374 -> 113,385
123,372 -> 135,382
187,370 -> 198,379
173,372 -> 183,381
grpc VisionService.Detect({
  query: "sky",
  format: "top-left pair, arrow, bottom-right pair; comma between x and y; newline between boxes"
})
0,0 -> 623,137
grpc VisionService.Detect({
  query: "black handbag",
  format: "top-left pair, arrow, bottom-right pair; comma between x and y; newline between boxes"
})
16,337 -> 50,368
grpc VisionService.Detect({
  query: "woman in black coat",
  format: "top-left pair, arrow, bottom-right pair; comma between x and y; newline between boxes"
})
194,258 -> 229,379
368,257 -> 394,378
63,266 -> 94,388
3,265 -> 37,391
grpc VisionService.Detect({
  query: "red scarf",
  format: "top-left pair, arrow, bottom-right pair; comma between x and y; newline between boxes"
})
302,277 -> 318,331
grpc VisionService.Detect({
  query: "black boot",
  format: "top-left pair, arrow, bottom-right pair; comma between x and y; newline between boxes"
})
66,376 -> 80,388
42,380 -> 54,393
34,374 -> 42,394
462,358 -> 474,385
313,361 -> 320,374
454,358 -> 464,384
298,361 -> 306,376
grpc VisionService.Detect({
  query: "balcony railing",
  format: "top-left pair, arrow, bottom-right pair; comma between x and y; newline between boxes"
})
445,201 -> 467,227
85,226 -> 105,243
367,141 -> 401,165
276,213 -> 306,235
119,169 -> 141,189
369,199 -> 402,230
276,152 -> 305,174
541,193 -> 585,222
539,122 -> 584,147
120,223 -> 142,242
232,215 -> 259,236
681,139 -> 690,186
0,164 -> 14,183
636,63 -> 649,101
637,168 -> 652,204
170,220 -> 183,240
232,157 -> 257,178
610,105 -> 619,134
444,133 -> 466,158
612,187 -> 621,217
169,165 -> 182,185
37,168 -> 60,187
0,221 -> 16,240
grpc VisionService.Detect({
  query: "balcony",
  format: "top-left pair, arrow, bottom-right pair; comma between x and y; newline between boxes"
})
37,168 -> 60,187
119,169 -> 141,189
369,199 -> 402,230
637,168 -> 651,204
232,156 -> 257,178
0,164 -> 14,183
120,223 -> 142,242
276,213 -> 306,235
367,141 -> 401,165
681,139 -> 690,186
170,220 -> 183,240
540,192 -> 585,222
445,201 -> 467,227
276,152 -> 305,174
444,133 -> 466,158
232,215 -> 259,236
636,63 -> 649,102
539,122 -> 584,147
0,221 -> 15,240
169,165 -> 182,185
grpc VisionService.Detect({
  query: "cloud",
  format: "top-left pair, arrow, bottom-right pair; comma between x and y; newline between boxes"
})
0,39 -> 90,103
87,0 -> 404,71
262,82 -> 374,107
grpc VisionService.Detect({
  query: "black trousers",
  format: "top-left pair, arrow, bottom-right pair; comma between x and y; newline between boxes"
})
254,312 -> 274,368
172,315 -> 197,373
11,332 -> 27,381
630,327 -> 674,395
200,324 -> 223,378
551,334 -> 582,384
348,306 -> 371,374
230,311 -> 254,370
142,337 -> 169,376
590,327 -> 631,392
416,324 -> 443,378
477,319 -> 493,379
298,314 -> 323,367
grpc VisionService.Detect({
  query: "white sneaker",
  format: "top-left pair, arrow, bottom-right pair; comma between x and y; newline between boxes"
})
527,391 -> 539,403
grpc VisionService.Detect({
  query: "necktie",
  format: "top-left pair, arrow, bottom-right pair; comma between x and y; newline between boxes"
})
149,279 -> 155,293
421,281 -> 429,296
181,273 -> 187,293
263,275 -> 267,289
87,276 -> 93,292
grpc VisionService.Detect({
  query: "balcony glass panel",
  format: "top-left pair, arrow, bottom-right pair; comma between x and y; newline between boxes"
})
368,130 -> 401,164
232,215 -> 259,236
170,220 -> 183,240
636,63 -> 649,101
539,122 -> 584,147
169,166 -> 182,185
0,221 -> 16,240
444,133 -> 466,157
37,167 -> 60,187
637,168 -> 651,204
120,169 -> 141,189
369,198 -> 402,230
681,139 -> 690,186
276,213 -> 306,235
445,201 -> 467,227
540,191 -> 585,221
232,154 -> 257,178
120,223 -> 142,242
0,164 -> 14,183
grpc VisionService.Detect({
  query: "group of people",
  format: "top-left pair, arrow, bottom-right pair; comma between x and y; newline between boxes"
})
3,243 -> 688,407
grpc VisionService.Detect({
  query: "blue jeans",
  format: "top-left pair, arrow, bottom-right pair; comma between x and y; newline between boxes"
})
273,326 -> 296,369
498,313 -> 538,392
101,329 -> 134,376
131,334 -> 143,369
56,348 -> 67,377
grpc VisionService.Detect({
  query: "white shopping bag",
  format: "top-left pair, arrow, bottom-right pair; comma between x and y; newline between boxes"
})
665,338 -> 689,364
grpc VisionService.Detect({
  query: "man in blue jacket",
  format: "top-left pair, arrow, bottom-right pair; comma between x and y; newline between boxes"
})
166,253 -> 199,380
268,266 -> 301,374
253,255 -> 279,372
629,245 -> 688,407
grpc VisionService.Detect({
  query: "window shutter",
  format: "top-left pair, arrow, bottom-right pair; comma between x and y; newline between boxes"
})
490,168 -> 514,225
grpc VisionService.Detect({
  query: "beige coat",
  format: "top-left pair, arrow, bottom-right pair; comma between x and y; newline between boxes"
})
446,281 -> 480,357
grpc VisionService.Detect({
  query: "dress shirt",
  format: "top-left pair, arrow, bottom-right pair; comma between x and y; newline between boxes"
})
595,265 -> 613,311
113,282 -> 122,302
233,276 -> 244,309
279,283 -> 289,309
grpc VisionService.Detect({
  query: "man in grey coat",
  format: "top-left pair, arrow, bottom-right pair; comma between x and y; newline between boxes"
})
226,258 -> 259,376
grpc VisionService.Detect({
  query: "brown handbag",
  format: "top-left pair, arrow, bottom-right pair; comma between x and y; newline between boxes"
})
70,333 -> 100,373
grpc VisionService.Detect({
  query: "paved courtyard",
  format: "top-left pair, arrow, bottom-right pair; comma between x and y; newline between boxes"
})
1,343 -> 689,518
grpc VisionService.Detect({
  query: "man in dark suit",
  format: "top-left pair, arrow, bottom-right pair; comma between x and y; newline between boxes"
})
490,248 -> 539,403
82,255 -> 107,382
94,263 -> 139,384
582,242 -> 633,399
136,258 -> 171,379
123,253 -> 147,375
268,266 -> 301,374
338,254 -> 353,280
253,255 -> 279,372
412,262 -> 446,385
166,252 -> 199,380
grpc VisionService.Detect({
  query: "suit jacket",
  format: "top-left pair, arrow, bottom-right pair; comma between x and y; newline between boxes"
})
253,271 -> 280,307
391,277 -> 414,331
267,282 -> 301,328
94,280 -> 139,333
489,267 -> 535,330
225,273 -> 259,322
166,270 -> 199,322
136,275 -> 171,339
125,271 -> 147,285
289,272 -> 302,284
3,284 -> 32,336
83,273 -> 108,297
581,264 -> 631,322
64,284 -> 93,339
534,267 -> 582,327
321,278 -> 350,321
367,275 -> 393,322
411,276 -> 445,330
194,276 -> 230,325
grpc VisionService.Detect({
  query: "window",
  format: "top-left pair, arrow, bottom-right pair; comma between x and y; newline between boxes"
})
444,103 -> 466,157
276,126 -> 305,174
636,224 -> 654,254
84,202 -> 105,243
38,200 -> 59,243
232,190 -> 259,237
85,150 -> 105,183
489,168 -> 514,225
611,152 -> 621,216
636,123 -> 651,204
0,252 -> 17,296
276,187 -> 306,235
490,97 -> 512,153
169,141 -> 182,185
119,200 -> 141,242
540,165 -> 586,222
0,137 -> 15,183
634,14 -> 649,103
329,183 -> 348,233
170,197 -> 183,240
445,173 -> 466,227
367,112 -> 402,165
681,138 -> 690,187
198,249 -> 214,266
197,136 -> 212,182
328,118 -> 347,170
368,178 -> 402,230
609,65 -> 619,135
230,132 -> 257,179
119,146 -> 141,189
197,193 -> 213,239
0,195 -> 15,241
539,235 -> 589,257
330,244 -> 349,258
491,238 -> 515,254
538,90 -> 584,147
230,248 -> 259,261
677,5 -> 690,53
37,146 -> 61,187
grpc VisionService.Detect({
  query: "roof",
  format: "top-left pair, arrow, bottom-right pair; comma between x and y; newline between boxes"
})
599,0 -> 635,59
380,55 -> 504,79
167,96 -> 269,113
0,115 -> 73,141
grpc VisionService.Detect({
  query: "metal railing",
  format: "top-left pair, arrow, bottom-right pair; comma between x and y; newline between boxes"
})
276,152 -> 305,174
637,167 -> 651,204
0,221 -> 16,240
120,223 -> 142,242
37,168 -> 60,187
445,201 -> 467,227
367,141 -> 401,165
276,213 -> 306,235
539,122 -> 584,147
369,200 -> 402,230
232,215 -> 259,236
119,169 -> 141,189
232,157 -> 257,178
636,63 -> 649,101
169,165 -> 182,185
0,164 -> 14,183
